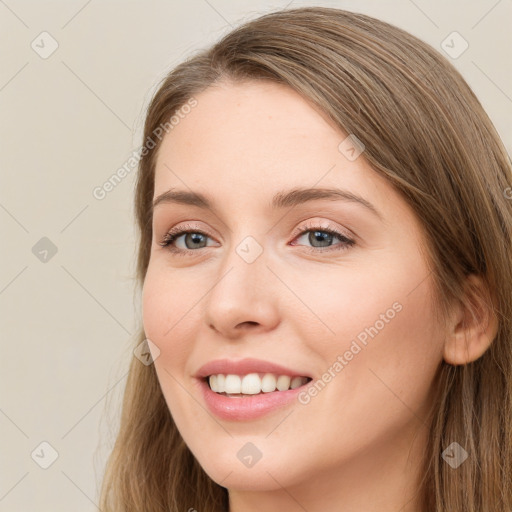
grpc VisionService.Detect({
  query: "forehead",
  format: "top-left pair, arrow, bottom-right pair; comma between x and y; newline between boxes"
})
152,80 -> 413,229
158,80 -> 339,165
156,81 -> 373,188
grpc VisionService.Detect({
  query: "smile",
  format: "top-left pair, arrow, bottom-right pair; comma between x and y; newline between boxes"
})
207,373 -> 311,396
194,357 -> 314,420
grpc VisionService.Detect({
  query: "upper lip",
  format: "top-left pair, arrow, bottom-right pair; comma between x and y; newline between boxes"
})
195,358 -> 312,379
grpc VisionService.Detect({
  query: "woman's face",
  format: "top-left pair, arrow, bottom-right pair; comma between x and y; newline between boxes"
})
142,80 -> 445,495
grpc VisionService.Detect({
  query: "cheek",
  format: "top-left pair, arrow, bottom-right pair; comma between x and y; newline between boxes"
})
142,265 -> 198,369
293,245 -> 439,353
284,268 -> 441,472
293,250 -> 442,413
141,266 -> 202,426
286,259 -> 409,351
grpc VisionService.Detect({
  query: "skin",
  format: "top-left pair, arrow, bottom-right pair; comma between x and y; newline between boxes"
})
142,79 -> 496,511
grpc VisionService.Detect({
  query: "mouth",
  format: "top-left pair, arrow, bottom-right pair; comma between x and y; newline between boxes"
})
203,373 -> 313,398
195,358 -> 314,419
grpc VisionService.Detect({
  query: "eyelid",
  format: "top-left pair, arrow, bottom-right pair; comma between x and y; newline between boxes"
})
158,218 -> 356,256
289,219 -> 355,242
158,222 -> 216,244
158,220 -> 352,244
159,217 -> 354,239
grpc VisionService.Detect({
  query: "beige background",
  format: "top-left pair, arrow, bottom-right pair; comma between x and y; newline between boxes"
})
1,0 -> 510,510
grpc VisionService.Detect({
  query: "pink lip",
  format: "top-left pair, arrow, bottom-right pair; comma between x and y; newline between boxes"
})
194,358 -> 313,421
194,357 -> 312,379
197,378 -> 309,421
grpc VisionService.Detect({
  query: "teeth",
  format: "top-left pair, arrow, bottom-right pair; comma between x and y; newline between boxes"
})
276,375 -> 291,391
207,373 -> 309,395
224,374 -> 242,394
209,375 -> 218,392
261,373 -> 277,392
290,376 -> 304,389
217,374 -> 225,393
241,373 -> 261,395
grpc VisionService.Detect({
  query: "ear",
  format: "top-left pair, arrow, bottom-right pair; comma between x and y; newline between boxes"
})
443,274 -> 499,365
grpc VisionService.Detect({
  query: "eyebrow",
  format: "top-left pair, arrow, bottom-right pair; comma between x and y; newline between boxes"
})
152,187 -> 382,219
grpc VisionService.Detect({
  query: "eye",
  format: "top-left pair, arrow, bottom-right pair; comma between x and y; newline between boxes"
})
158,223 -> 216,255
290,221 -> 355,253
157,221 -> 355,256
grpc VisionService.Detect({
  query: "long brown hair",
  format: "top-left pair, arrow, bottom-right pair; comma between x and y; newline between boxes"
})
99,6 -> 512,511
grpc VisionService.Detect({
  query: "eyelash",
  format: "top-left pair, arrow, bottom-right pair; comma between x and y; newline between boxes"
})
157,221 -> 355,256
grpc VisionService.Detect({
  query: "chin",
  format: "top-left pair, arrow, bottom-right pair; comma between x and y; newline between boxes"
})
188,442 -> 304,491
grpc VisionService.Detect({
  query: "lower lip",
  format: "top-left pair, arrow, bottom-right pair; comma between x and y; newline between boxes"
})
197,378 -> 308,421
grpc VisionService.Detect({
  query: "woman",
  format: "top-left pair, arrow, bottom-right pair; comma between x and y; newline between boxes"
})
100,6 -> 512,511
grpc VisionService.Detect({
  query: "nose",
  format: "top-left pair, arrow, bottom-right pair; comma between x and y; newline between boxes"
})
203,240 -> 281,339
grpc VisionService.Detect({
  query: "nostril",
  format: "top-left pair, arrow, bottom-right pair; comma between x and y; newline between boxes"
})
237,321 -> 259,329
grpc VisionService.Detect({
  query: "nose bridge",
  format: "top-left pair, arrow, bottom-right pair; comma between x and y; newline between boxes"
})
203,230 -> 279,335
213,232 -> 269,301
218,210 -> 270,274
